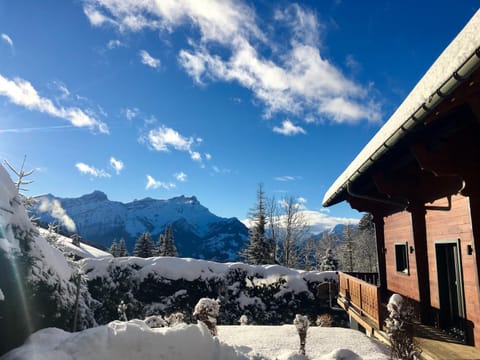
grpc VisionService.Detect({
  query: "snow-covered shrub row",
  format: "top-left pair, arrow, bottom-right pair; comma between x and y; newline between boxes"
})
82,256 -> 338,325
0,165 -> 96,355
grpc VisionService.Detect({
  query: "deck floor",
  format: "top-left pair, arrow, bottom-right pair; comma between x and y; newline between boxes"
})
415,337 -> 480,360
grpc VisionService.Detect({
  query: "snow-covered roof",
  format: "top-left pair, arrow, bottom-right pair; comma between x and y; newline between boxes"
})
323,9 -> 480,207
37,227 -> 112,259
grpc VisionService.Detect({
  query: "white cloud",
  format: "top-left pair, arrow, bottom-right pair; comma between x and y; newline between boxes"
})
205,153 -> 212,161
1,33 -> 13,48
83,0 -> 380,124
107,39 -> 124,49
301,210 -> 359,234
274,175 -> 302,181
190,151 -> 201,162
147,125 -> 194,152
241,209 -> 359,234
75,162 -> 111,178
273,120 -> 306,136
139,50 -> 160,69
0,74 -> 108,133
38,198 -> 76,232
146,175 -> 176,190
123,107 -> 139,120
110,157 -> 124,174
175,172 -> 187,182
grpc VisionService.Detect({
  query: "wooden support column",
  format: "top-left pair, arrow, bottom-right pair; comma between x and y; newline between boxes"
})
372,215 -> 387,294
409,202 -> 433,324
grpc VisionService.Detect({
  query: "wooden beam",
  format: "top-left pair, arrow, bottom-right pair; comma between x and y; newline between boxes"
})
373,170 -> 464,205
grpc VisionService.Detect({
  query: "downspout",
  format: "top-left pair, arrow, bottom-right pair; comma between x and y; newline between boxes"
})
324,46 -> 480,207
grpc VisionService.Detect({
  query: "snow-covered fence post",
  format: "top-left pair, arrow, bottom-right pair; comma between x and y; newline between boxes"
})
294,314 -> 309,356
193,298 -> 220,336
384,294 -> 421,360
118,300 -> 128,321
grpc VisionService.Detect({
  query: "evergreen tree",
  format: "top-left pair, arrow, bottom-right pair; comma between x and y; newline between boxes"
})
133,232 -> 154,258
117,238 -> 129,257
242,184 -> 273,264
164,225 -> 177,257
356,213 -> 378,272
156,225 -> 178,256
156,233 -> 166,256
109,239 -> 119,257
319,248 -> 339,271
156,225 -> 178,257
340,224 -> 355,272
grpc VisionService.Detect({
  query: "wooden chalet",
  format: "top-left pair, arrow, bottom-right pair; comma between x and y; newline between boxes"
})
322,9 -> 480,357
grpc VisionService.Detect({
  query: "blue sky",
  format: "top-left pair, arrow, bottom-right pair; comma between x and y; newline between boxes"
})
0,0 -> 478,230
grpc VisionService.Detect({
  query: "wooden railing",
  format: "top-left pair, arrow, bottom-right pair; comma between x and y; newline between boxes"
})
338,272 -> 382,328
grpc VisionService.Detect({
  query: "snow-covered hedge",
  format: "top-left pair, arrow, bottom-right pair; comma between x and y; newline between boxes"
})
83,256 -> 337,325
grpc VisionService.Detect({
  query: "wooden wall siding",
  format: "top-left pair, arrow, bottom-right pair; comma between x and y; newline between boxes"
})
425,194 -> 480,345
384,211 -> 420,300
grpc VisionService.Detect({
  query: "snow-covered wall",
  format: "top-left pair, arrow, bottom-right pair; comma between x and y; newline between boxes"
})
83,256 -> 338,325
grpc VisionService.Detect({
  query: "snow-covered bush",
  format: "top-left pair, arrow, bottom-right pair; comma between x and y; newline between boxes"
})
118,300 -> 128,321
239,314 -> 249,325
83,256 -> 338,326
144,315 -> 167,328
0,164 -> 95,355
316,313 -> 334,327
384,294 -> 420,360
293,314 -> 309,356
193,298 -> 220,336
165,312 -> 185,326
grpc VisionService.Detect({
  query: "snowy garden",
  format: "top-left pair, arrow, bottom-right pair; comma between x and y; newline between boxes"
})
0,163 -> 390,359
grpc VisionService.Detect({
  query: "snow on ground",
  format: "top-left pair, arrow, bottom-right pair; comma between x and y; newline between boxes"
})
37,227 -> 112,260
2,320 -> 389,360
219,325 -> 389,360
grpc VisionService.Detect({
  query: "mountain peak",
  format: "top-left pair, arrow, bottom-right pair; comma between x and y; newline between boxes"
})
170,195 -> 199,205
80,190 -> 108,202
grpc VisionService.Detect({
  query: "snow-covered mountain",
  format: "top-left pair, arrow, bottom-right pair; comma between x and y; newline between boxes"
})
32,191 -> 248,261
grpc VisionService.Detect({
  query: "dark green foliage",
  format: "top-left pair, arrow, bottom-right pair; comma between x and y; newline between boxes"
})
109,239 -> 119,257
319,248 -> 339,271
117,238 -> 129,257
156,225 -> 177,257
242,184 -> 275,265
133,232 -> 154,258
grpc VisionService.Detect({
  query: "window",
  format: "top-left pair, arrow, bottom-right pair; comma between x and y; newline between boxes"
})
395,243 -> 409,274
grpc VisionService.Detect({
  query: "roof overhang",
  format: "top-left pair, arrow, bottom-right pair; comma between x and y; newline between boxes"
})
323,9 -> 480,208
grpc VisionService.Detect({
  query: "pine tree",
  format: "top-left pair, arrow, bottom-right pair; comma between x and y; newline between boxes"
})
133,232 -> 154,258
357,213 -> 378,272
242,184 -> 273,265
164,225 -> 177,257
341,224 -> 355,272
117,238 -> 129,257
156,233 -> 166,256
109,239 -> 119,257
319,248 -> 339,271
156,225 -> 178,257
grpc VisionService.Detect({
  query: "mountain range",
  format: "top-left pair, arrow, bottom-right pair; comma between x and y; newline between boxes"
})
32,191 -> 248,262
